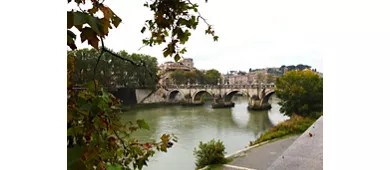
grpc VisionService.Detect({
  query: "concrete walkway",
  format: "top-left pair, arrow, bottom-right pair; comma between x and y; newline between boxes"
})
220,116 -> 323,170
223,136 -> 299,170
267,116 -> 323,170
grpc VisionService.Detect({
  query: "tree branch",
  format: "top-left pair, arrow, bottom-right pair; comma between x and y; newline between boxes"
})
186,0 -> 212,27
102,47 -> 160,86
93,36 -> 105,93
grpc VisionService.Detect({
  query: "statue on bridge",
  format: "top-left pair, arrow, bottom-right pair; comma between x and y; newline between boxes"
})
260,88 -> 266,98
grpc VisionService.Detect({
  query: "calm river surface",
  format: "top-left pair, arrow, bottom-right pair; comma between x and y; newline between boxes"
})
121,95 -> 288,170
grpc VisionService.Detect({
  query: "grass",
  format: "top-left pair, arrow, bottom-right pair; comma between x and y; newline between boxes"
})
202,158 -> 233,170
250,114 -> 320,146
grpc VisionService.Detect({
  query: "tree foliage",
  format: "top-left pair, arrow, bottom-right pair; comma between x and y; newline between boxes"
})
205,69 -> 222,85
266,74 -> 275,84
67,0 -> 217,169
68,48 -> 159,89
68,0 -> 217,61
169,69 -> 221,85
256,72 -> 265,83
193,139 -> 228,169
275,69 -> 323,117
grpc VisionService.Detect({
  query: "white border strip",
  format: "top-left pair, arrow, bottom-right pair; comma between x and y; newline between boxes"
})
223,164 -> 258,170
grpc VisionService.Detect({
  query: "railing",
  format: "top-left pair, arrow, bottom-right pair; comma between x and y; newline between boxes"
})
70,84 -> 276,91
165,84 -> 275,89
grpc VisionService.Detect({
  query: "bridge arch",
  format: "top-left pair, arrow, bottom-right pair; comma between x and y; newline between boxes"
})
262,91 -> 276,103
193,90 -> 213,102
224,90 -> 241,102
167,90 -> 183,102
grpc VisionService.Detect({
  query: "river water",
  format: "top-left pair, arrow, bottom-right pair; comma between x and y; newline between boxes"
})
121,95 -> 289,170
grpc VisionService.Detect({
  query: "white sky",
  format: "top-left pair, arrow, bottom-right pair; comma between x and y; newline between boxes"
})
73,0 -> 389,74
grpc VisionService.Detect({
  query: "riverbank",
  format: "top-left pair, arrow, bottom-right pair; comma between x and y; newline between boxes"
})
120,99 -> 215,111
250,115 -> 318,146
120,102 -> 180,111
199,114 -> 322,170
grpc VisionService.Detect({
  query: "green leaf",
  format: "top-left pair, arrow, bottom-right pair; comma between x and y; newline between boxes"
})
101,89 -> 112,103
67,146 -> 84,167
163,49 -> 169,57
213,36 -> 219,41
83,81 -> 97,92
67,30 -> 76,44
174,54 -> 181,62
141,27 -> 146,33
105,163 -> 122,170
136,119 -> 150,130
67,12 -> 74,29
87,16 -> 103,36
101,152 -> 115,159
67,126 -> 83,136
112,15 -> 122,28
179,48 -> 187,54
73,12 -> 89,27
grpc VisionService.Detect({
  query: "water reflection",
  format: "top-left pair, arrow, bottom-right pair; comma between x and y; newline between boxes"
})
120,95 -> 286,170
267,94 -> 289,126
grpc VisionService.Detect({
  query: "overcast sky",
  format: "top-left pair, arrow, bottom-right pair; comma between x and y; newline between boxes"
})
72,0 -> 390,74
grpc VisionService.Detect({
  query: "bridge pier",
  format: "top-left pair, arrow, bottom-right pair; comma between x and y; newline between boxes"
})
247,88 -> 272,111
247,98 -> 272,111
211,94 -> 235,109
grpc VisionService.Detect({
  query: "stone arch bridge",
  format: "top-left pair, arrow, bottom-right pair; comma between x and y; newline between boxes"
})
165,84 -> 276,103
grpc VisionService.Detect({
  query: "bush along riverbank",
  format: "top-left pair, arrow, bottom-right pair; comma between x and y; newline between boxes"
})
249,114 -> 321,146
194,139 -> 232,170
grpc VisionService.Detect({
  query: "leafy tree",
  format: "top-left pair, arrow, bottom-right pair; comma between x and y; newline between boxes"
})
205,69 -> 222,85
286,65 -> 296,71
169,69 -> 221,85
266,74 -> 275,84
67,0 -> 218,169
170,70 -> 187,85
275,69 -> 323,117
184,71 -> 198,84
255,72 -> 265,83
68,49 -> 159,89
296,64 -> 311,71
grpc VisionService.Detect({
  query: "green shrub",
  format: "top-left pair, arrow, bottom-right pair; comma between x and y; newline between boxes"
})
193,139 -> 228,169
250,115 -> 317,146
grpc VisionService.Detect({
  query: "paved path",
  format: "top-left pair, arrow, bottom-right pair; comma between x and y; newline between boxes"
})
221,116 -> 323,170
222,136 -> 299,170
267,116 -> 323,170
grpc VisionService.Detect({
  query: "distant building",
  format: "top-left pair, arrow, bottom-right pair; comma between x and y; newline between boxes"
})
223,70 -> 249,85
158,58 -> 196,86
159,57 -> 195,72
181,58 -> 194,69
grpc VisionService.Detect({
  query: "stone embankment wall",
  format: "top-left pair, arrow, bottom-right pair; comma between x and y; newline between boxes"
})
135,88 -> 167,104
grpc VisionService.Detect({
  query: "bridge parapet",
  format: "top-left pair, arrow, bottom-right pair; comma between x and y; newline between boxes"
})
165,84 -> 275,89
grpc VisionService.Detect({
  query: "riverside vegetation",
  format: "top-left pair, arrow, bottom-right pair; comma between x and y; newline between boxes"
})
251,69 -> 323,145
193,139 -> 231,170
67,0 -> 219,169
191,69 -> 323,168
